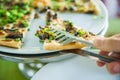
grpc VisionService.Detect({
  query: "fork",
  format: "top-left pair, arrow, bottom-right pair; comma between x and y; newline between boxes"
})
51,28 -> 94,46
51,28 -> 120,63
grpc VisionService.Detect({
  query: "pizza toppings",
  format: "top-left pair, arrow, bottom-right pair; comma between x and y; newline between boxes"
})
32,0 -> 100,14
63,20 -> 77,33
36,21 -> 92,43
0,1 -> 35,48
18,20 -> 29,28
6,32 -> 23,40
35,10 -> 95,50
35,26 -> 55,42
0,1 -> 98,49
0,1 -> 31,27
0,29 -> 23,41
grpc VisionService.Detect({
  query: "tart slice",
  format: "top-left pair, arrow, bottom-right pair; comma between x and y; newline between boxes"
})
0,1 -> 35,48
32,0 -> 100,15
35,11 -> 94,50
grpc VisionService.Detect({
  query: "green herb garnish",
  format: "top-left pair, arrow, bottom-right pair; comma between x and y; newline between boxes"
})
77,29 -> 86,36
14,38 -> 21,42
0,2 -> 31,26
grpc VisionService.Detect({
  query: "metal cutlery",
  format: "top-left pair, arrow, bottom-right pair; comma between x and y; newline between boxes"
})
62,49 -> 120,63
51,28 -> 120,63
51,28 -> 94,46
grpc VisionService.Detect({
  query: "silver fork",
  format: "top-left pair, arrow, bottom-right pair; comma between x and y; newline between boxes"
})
51,28 -> 120,63
51,28 -> 94,46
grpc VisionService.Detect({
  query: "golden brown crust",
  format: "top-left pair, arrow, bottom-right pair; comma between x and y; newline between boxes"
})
32,0 -> 51,8
0,39 -> 22,49
89,0 -> 100,14
32,0 -> 100,14
44,40 -> 86,50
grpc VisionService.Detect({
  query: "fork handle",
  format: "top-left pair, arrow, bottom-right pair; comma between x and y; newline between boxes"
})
72,37 -> 94,46
81,50 -> 120,63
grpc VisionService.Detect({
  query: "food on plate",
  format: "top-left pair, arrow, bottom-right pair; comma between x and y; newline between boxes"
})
0,1 -> 35,48
0,0 -> 98,49
35,10 -> 94,50
32,0 -> 100,14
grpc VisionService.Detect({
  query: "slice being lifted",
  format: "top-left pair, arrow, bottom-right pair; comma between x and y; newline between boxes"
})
32,0 -> 100,15
0,1 -> 35,48
35,10 -> 94,50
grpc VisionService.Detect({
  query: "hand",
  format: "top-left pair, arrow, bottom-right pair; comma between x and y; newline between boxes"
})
93,34 -> 120,74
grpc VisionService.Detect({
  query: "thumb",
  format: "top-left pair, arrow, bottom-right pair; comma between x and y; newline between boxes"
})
93,36 -> 120,52
106,62 -> 120,74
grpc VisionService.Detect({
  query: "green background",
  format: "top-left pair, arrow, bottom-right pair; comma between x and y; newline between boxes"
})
0,19 -> 120,80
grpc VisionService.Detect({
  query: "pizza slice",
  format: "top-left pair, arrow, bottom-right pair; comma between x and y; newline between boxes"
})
35,10 -> 94,50
0,1 -> 35,48
32,0 -> 100,15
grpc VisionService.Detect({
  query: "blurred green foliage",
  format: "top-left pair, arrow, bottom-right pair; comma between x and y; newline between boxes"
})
105,18 -> 120,37
0,59 -> 28,80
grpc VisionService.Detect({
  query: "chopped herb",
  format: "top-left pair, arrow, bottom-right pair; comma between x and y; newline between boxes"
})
77,29 -> 86,36
4,38 -> 8,40
0,2 -> 31,26
27,28 -> 30,31
79,7 -> 85,11
35,27 -> 56,42
100,16 -> 104,19
46,21 -> 51,25
49,36 -> 54,41
21,20 -> 29,28
35,33 -> 39,37
14,38 -> 21,42
93,15 -> 97,20
39,40 -> 44,43
14,29 -> 19,32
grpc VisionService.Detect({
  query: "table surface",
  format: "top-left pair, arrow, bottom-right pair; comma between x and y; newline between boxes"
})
0,19 -> 120,80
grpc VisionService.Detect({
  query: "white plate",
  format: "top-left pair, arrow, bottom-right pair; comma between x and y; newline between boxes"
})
31,56 -> 120,80
0,0 -> 108,55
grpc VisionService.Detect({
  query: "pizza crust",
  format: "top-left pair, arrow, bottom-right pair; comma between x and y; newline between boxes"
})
0,39 -> 22,49
32,0 -> 51,8
89,0 -> 100,14
44,40 -> 86,50
32,0 -> 100,15
0,9 -> 35,49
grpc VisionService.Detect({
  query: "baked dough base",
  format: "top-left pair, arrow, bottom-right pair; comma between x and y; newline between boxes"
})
0,39 -> 22,49
44,40 -> 86,50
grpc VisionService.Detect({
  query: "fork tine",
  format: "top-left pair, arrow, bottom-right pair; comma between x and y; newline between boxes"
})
57,36 -> 68,43
51,28 -> 74,44
55,32 -> 61,35
51,28 -> 61,35
55,34 -> 65,39
61,38 -> 74,44
50,28 -> 93,46
51,28 -> 57,33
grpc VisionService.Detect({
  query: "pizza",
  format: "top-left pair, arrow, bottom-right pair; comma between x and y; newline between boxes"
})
0,0 -> 97,50
35,10 -> 94,50
0,1 -> 35,48
32,0 -> 100,14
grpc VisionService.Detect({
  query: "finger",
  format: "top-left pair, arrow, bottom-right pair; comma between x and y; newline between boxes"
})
99,51 -> 109,56
97,61 -> 105,67
110,52 -> 120,59
96,51 -> 108,67
106,62 -> 120,74
111,33 -> 120,38
93,36 -> 120,52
